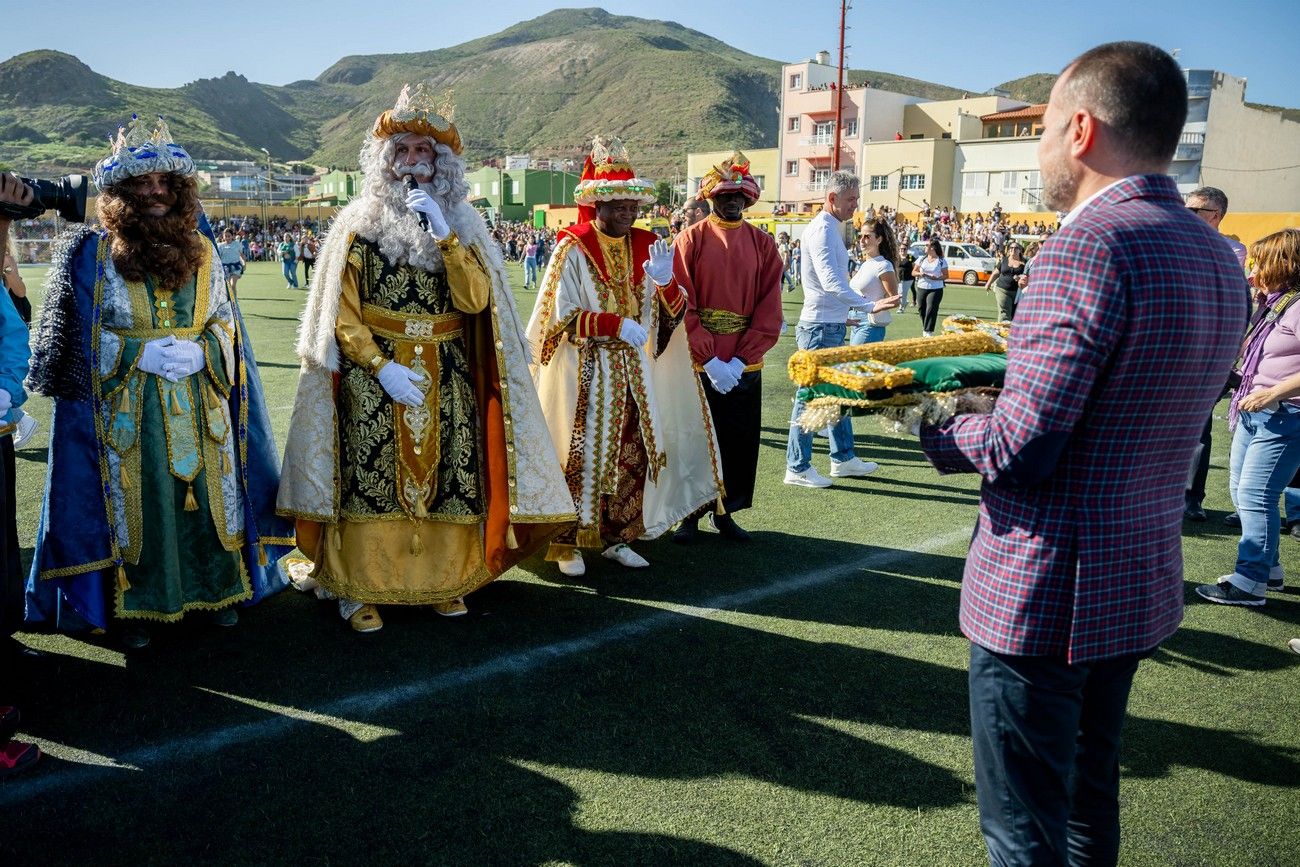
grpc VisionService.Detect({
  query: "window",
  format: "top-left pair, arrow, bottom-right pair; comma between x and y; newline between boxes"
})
900,174 -> 926,190
752,175 -> 765,190
511,180 -> 521,196
787,116 -> 800,133
963,172 -> 989,194
789,72 -> 803,90
1000,171 -> 1019,193
491,180 -> 499,196
1024,170 -> 1041,188
843,118 -> 859,138
785,160 -> 799,176
473,182 -> 481,196
869,175 -> 889,191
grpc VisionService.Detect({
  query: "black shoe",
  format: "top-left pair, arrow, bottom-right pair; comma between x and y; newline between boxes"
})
672,518 -> 700,545
1195,580 -> 1266,607
1223,511 -> 1241,528
1183,502 -> 1207,522
0,706 -> 19,743
2,637 -> 46,663
709,513 -> 752,542
120,625 -> 151,650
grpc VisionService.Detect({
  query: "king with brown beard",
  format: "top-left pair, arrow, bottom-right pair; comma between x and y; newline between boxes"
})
25,115 -> 293,649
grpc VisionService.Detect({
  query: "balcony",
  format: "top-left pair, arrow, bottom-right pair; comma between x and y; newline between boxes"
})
798,181 -> 830,193
1019,188 -> 1050,211
1173,131 -> 1205,162
1187,83 -> 1211,99
798,134 -> 835,147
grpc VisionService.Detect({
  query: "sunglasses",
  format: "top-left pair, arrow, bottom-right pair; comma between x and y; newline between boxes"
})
1187,206 -> 1221,216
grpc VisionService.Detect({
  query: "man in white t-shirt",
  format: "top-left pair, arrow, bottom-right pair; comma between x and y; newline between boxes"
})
784,171 -> 880,488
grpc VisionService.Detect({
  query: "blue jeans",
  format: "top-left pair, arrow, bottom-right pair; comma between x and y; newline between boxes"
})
524,257 -> 539,288
282,258 -> 298,288
1227,403 -> 1300,594
848,322 -> 885,346
786,322 -> 856,472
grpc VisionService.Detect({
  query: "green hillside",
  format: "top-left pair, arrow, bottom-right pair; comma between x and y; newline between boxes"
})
0,9 -> 1076,180
994,73 -> 1057,104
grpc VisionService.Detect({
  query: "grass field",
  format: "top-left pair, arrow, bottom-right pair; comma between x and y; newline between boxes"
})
3,258 -> 1299,866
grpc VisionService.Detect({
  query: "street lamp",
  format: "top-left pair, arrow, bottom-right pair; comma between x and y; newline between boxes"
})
260,147 -> 271,224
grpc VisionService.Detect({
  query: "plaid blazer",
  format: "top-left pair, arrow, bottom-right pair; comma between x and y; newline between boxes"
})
921,175 -> 1247,663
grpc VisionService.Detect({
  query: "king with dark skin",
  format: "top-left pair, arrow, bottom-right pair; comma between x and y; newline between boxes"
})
711,191 -> 747,223
594,199 -> 640,238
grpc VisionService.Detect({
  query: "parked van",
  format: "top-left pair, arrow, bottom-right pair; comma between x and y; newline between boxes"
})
907,241 -> 998,285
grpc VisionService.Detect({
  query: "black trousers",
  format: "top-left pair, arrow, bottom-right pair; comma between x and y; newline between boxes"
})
1186,414 -> 1214,505
918,286 -> 945,333
0,437 -> 21,640
697,369 -> 762,514
969,643 -> 1147,867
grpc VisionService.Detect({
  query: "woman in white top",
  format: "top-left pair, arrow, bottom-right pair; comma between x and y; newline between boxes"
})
216,228 -> 246,294
848,219 -> 902,345
912,239 -> 948,337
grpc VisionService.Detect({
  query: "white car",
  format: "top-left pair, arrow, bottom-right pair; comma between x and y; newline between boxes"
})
908,241 -> 998,285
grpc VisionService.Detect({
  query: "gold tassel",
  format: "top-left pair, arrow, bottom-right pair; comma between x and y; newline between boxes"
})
170,390 -> 184,416
505,524 -> 519,550
184,483 -> 198,511
222,452 -> 232,474
576,526 -> 601,549
118,389 -> 131,414
258,544 -> 268,566
116,565 -> 130,592
410,532 -> 424,556
716,496 -> 727,516
120,463 -> 130,490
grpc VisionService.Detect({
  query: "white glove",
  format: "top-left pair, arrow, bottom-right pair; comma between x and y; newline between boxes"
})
703,357 -> 739,394
159,340 -> 205,383
405,189 -> 452,240
618,318 -> 648,347
0,389 -> 11,417
377,361 -> 426,408
137,335 -> 177,378
726,357 -> 746,380
643,239 -> 674,286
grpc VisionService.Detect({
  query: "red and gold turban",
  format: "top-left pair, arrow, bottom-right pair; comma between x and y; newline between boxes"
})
698,151 -> 761,205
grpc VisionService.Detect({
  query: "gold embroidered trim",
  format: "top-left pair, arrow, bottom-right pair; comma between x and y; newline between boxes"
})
38,556 -> 119,581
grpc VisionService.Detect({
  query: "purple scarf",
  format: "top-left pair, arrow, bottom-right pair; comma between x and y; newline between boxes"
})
1229,290 -> 1295,431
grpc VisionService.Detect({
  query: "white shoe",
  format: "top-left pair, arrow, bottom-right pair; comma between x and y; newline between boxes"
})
784,466 -> 833,488
12,412 -> 37,448
557,551 -> 586,577
601,543 -> 649,568
922,330 -> 934,337
830,457 -> 879,478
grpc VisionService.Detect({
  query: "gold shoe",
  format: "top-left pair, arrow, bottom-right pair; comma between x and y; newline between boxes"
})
349,604 -> 384,633
433,597 -> 468,617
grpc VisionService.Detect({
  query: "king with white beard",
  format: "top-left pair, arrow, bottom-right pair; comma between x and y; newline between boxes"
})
278,84 -> 574,633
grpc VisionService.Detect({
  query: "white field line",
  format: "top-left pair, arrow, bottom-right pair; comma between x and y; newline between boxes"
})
2,526 -> 972,804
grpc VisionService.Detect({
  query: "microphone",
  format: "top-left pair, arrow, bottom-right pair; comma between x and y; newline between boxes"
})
403,174 -> 429,232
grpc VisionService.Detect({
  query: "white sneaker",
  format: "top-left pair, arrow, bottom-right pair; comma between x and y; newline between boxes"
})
557,551 -> 586,577
922,330 -> 934,337
601,543 -> 649,568
830,457 -> 879,478
12,412 -> 37,448
784,466 -> 833,488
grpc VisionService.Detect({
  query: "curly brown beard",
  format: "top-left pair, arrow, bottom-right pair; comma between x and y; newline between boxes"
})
98,174 -> 207,289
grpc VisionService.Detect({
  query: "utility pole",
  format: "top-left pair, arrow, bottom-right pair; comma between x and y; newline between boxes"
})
832,0 -> 849,171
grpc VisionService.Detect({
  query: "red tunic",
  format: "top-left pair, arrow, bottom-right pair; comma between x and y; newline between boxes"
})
673,216 -> 785,367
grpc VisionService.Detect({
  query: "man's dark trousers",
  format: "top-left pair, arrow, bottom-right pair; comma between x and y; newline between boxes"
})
969,643 -> 1148,867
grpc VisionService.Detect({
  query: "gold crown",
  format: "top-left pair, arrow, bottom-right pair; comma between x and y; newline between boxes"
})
373,83 -> 462,154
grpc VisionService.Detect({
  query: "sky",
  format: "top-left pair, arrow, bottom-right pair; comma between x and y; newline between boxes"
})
9,1 -> 1300,108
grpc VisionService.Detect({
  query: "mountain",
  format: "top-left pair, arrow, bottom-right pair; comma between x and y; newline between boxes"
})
0,9 -> 1072,180
994,73 -> 1057,105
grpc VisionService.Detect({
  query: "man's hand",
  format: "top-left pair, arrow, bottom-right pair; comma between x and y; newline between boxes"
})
0,173 -> 33,209
618,317 -> 648,347
726,357 -> 746,381
872,296 -> 901,313
703,357 -> 739,394
377,361 -> 426,408
158,340 -> 205,382
405,189 -> 451,240
643,239 -> 674,286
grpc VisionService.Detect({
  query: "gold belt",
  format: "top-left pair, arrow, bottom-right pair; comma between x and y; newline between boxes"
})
361,304 -> 463,342
697,308 -> 751,335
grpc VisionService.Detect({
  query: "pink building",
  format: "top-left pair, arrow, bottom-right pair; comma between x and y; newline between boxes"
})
777,55 -> 923,208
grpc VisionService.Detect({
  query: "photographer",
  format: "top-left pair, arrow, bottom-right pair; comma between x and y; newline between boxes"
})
0,171 -> 40,779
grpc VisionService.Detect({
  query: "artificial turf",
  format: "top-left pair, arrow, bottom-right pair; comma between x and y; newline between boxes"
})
2,258 -> 1297,866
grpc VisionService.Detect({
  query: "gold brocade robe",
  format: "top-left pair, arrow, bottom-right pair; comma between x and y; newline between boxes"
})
307,234 -> 495,604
